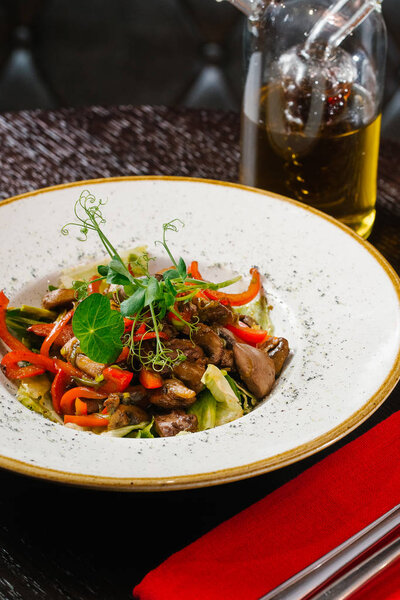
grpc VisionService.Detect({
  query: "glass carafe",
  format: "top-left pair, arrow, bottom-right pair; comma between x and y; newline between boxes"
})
240,0 -> 387,238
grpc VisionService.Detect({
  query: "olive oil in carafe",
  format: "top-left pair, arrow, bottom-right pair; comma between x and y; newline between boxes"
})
241,85 -> 381,238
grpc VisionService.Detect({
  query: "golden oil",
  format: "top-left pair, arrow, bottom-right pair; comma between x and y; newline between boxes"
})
241,85 -> 381,239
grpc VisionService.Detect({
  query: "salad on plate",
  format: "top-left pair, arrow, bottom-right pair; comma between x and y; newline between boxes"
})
0,190 -> 289,438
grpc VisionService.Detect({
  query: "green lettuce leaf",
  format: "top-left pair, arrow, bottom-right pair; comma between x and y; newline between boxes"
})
233,295 -> 273,333
17,375 -> 62,423
59,245 -> 148,288
201,364 -> 243,426
102,421 -> 151,437
188,389 -> 216,431
133,419 -> 155,438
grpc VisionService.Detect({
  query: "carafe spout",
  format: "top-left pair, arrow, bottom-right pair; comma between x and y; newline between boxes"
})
305,0 -> 383,55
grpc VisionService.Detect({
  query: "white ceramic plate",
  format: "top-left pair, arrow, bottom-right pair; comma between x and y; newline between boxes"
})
0,177 -> 399,491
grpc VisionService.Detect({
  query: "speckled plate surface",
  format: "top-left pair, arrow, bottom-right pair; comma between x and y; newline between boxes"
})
0,177 -> 399,491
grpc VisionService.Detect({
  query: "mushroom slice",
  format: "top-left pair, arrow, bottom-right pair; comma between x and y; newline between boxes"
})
233,343 -> 275,399
172,361 -> 205,394
150,379 -> 196,410
108,405 -> 149,430
258,337 -> 290,376
61,337 -> 104,379
154,410 -> 198,437
192,323 -> 223,365
42,288 -> 77,310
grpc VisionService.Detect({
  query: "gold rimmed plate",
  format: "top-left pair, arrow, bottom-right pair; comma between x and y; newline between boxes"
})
0,177 -> 399,490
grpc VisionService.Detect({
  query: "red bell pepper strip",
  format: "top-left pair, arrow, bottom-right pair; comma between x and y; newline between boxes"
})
1,351 -> 57,379
53,357 -> 84,378
1,350 -> 84,380
51,370 -> 72,414
64,414 -> 109,427
3,362 -> 46,379
139,367 -> 163,389
40,309 -> 74,357
124,318 -> 134,333
189,262 -> 261,307
136,323 -> 146,335
167,298 -> 193,329
87,275 -> 101,295
0,292 -> 81,380
27,323 -> 74,347
0,290 -> 29,352
195,289 -> 208,300
75,397 -> 88,416
98,366 -> 133,394
59,387 -> 107,415
116,346 -> 129,362
124,321 -> 152,336
225,323 -> 272,346
132,331 -> 169,343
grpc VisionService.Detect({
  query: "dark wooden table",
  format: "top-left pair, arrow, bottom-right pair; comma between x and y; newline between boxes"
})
0,105 -> 399,600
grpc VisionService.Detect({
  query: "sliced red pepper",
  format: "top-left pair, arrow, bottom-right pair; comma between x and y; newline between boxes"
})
195,289 -> 208,300
99,366 -> 133,394
124,318 -> 134,333
167,312 -> 181,328
0,290 -> 29,352
1,350 -> 84,380
225,323 -> 272,346
136,323 -> 146,335
2,351 -> 57,379
127,263 -> 136,277
40,309 -> 74,357
27,323 -> 74,347
132,331 -> 169,343
51,370 -> 72,414
60,387 -> 107,415
75,397 -> 88,416
53,357 -> 85,378
167,299 -> 193,329
116,346 -> 129,362
139,367 -> 163,389
87,275 -> 101,295
189,262 -> 261,307
64,414 -> 109,428
3,363 -> 46,379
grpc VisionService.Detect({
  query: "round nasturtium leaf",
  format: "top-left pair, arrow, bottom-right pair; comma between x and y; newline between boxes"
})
72,293 -> 125,364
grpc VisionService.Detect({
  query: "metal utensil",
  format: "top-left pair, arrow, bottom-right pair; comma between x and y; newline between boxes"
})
313,535 -> 400,599
258,503 -> 400,600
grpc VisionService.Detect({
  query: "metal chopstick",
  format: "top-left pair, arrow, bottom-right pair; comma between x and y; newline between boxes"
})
258,503 -> 400,600
313,535 -> 400,599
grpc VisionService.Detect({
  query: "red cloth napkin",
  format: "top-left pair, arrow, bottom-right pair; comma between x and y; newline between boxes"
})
134,411 -> 400,600
349,556 -> 400,600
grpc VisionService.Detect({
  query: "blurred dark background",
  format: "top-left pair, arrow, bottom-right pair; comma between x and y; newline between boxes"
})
0,0 -> 398,140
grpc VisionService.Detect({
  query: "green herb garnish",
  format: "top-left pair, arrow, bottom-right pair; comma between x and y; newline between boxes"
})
62,190 -> 241,369
72,293 -> 124,363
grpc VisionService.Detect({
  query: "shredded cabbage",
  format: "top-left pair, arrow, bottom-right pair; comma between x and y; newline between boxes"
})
133,419 -> 155,438
188,390 -> 216,431
201,364 -> 243,426
17,375 -> 62,424
59,245 -> 148,288
234,295 -> 273,333
102,420 -> 151,437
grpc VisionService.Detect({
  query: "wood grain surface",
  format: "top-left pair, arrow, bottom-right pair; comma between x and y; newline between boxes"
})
0,106 -> 398,600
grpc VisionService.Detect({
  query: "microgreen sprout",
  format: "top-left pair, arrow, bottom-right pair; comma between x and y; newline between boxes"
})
62,191 -> 242,368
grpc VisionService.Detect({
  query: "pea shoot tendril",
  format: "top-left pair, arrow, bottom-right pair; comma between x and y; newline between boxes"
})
62,190 -> 241,369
